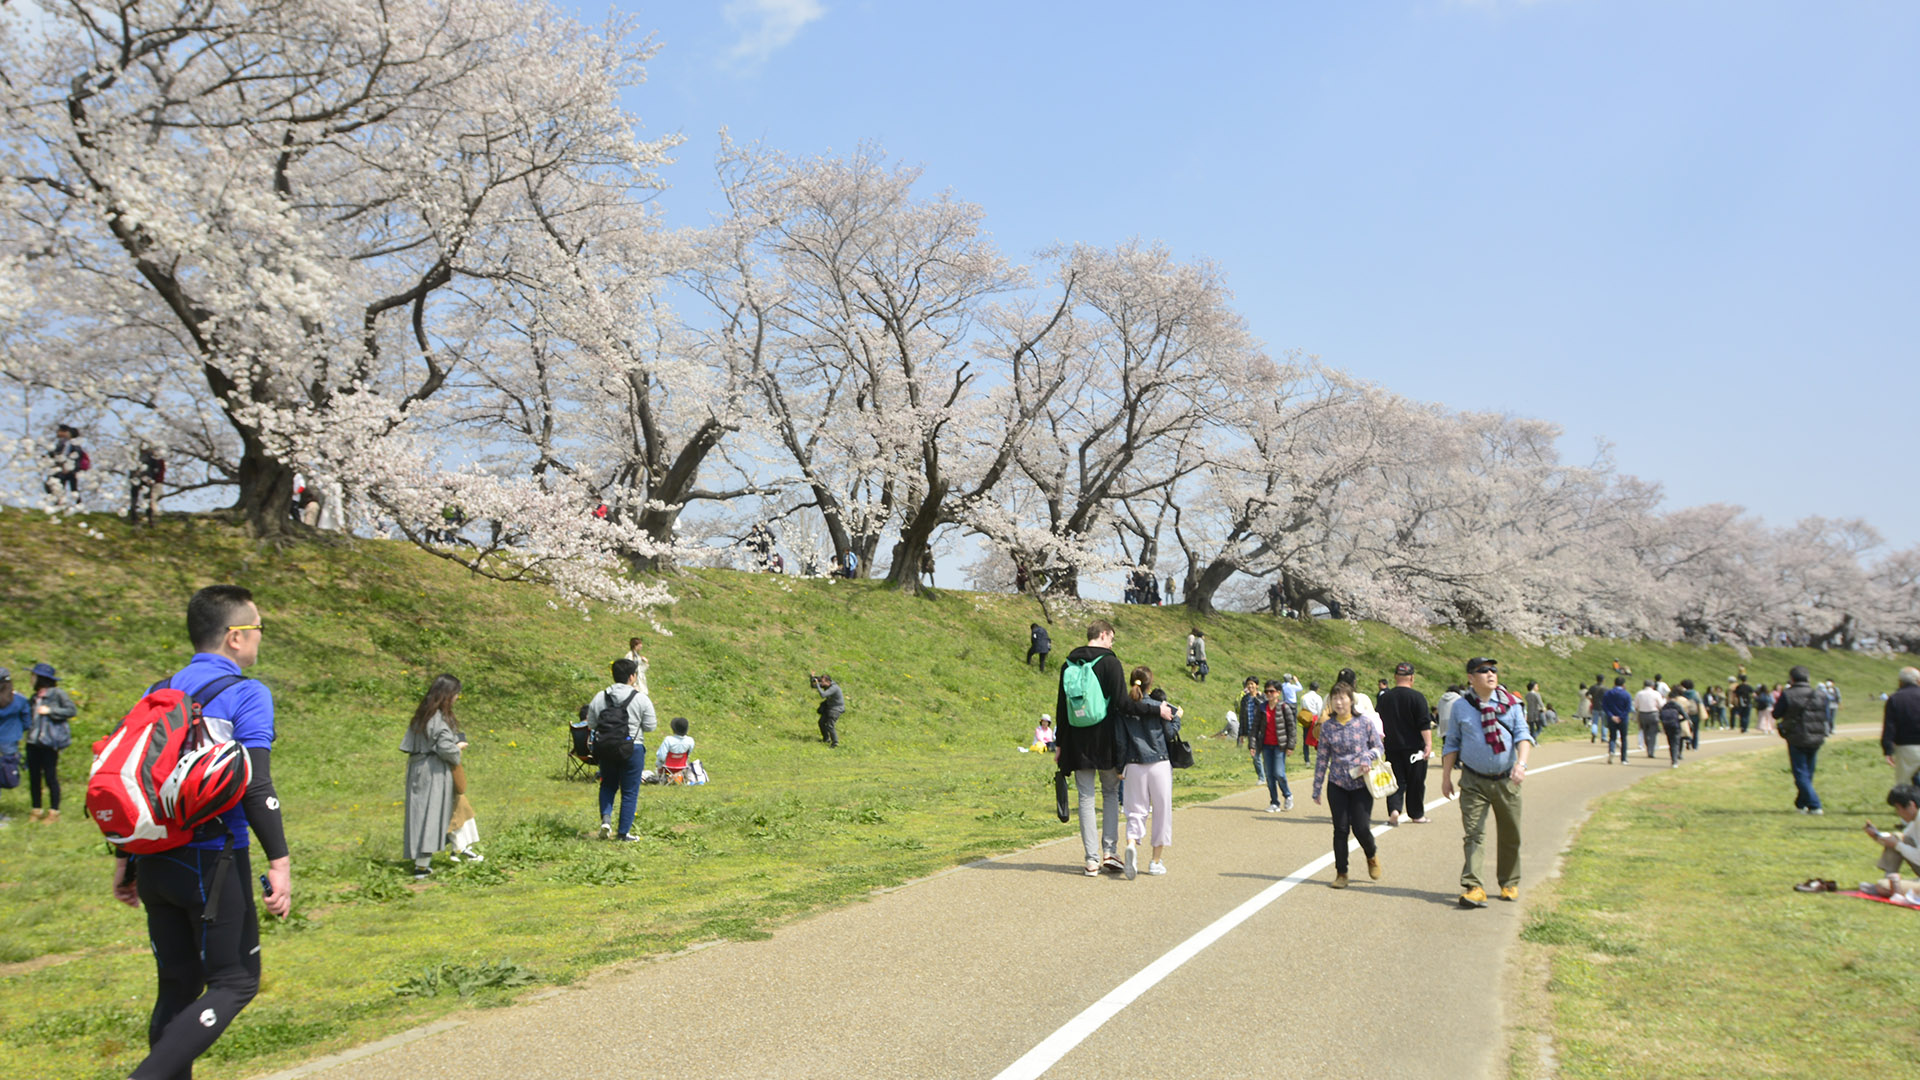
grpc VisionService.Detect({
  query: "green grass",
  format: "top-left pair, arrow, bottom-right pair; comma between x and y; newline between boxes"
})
0,511 -> 1912,1079
1515,739 -> 1920,1078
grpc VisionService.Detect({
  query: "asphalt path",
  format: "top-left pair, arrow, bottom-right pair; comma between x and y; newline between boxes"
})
263,725 -> 1872,1080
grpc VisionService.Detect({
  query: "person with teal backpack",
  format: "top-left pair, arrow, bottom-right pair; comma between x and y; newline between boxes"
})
1053,620 -> 1174,877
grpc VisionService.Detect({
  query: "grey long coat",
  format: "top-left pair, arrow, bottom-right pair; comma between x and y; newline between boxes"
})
401,711 -> 461,859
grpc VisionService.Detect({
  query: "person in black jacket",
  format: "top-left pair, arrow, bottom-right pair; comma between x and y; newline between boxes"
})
1054,620 -> 1173,877
1774,665 -> 1829,814
1026,623 -> 1052,671
1883,668 -> 1920,786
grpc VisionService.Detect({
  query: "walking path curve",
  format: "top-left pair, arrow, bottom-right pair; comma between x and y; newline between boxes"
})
261,725 -> 1875,1080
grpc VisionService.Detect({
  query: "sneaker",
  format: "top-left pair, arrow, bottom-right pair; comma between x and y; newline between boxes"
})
1283,795 -> 1294,811
1101,854 -> 1124,874
599,821 -> 613,840
1459,886 -> 1488,908
1085,858 -> 1101,877
1147,861 -> 1167,876
1367,856 -> 1382,881
412,866 -> 432,880
1500,886 -> 1519,902
461,851 -> 484,863
1606,751 -> 1614,764
1671,762 -> 1679,769
1331,873 -> 1349,889
1808,808 -> 1824,816
617,833 -> 642,842
1123,844 -> 1138,881
1267,803 -> 1281,813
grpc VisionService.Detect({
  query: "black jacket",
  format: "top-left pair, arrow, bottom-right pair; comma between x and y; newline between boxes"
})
1774,681 -> 1828,751
1116,689 -> 1175,766
1053,645 -> 1158,772
1030,626 -> 1051,654
1883,684 -> 1920,754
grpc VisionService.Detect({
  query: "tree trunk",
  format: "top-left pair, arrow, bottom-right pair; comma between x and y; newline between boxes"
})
232,440 -> 301,539
884,486 -> 946,595
1182,557 -> 1238,617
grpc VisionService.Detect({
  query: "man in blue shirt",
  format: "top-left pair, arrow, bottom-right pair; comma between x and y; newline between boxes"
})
1441,657 -> 1533,909
111,584 -> 291,1079
1600,676 -> 1635,764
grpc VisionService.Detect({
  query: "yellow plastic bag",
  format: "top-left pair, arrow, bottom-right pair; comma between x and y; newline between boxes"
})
1364,755 -> 1399,799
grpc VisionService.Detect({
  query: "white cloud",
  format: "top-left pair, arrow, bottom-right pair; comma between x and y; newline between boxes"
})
725,0 -> 826,65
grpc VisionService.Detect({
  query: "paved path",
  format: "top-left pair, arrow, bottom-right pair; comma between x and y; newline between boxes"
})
263,726 -> 1869,1080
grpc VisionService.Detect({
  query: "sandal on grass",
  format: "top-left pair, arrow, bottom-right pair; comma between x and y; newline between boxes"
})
1792,878 -> 1838,893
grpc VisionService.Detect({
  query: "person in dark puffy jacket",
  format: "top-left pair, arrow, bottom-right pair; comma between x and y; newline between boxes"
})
1774,665 -> 1829,814
1026,623 -> 1052,671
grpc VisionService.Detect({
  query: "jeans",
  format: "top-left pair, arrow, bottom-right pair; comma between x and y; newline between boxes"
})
1074,768 -> 1120,862
1258,744 -> 1291,804
1788,745 -> 1821,811
1605,718 -> 1629,759
597,746 -> 643,836
1662,723 -> 1684,763
1325,783 -> 1376,875
1731,706 -> 1750,733
25,744 -> 60,809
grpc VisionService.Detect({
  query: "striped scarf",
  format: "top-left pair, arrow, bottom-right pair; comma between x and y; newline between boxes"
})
1469,685 -> 1520,753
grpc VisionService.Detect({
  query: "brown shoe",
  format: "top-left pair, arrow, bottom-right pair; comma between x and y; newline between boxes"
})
1331,873 -> 1349,889
1367,856 -> 1382,881
27,808 -> 45,822
45,809 -> 59,824
1459,886 -> 1488,908
1500,886 -> 1519,902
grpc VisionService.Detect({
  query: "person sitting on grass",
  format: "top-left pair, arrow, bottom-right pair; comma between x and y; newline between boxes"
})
1863,783 -> 1920,880
1030,715 -> 1055,753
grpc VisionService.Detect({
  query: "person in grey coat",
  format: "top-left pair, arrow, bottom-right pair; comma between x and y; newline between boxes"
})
402,675 -> 465,878
24,662 -> 77,823
810,672 -> 844,747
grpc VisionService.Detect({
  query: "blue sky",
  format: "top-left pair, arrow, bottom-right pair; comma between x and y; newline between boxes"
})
587,0 -> 1920,552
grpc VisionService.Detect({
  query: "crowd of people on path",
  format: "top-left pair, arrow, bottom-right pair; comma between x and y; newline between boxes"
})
1041,618 -> 1539,907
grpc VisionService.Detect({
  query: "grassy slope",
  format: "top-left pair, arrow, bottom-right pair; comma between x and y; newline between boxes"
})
0,513 -> 1911,1079
1511,739 -> 1920,1078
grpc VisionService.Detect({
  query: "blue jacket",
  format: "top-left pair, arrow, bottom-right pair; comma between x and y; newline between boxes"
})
1600,686 -> 1634,720
0,691 -> 28,756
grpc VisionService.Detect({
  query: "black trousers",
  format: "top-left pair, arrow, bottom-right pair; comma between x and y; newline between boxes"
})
1325,783 -> 1377,875
818,713 -> 839,747
25,744 -> 60,809
1385,753 -> 1428,819
132,846 -> 262,1080
1027,647 -> 1049,671
1732,706 -> 1750,732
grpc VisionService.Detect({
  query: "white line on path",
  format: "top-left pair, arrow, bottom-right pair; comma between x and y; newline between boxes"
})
990,733 -> 1772,1080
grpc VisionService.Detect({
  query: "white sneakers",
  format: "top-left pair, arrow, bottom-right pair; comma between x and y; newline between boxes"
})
1266,803 -> 1281,813
1123,844 -> 1138,880
1147,861 -> 1167,876
598,821 -> 613,840
1284,795 -> 1294,811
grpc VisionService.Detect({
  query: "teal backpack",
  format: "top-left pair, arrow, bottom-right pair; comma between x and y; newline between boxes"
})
1061,657 -> 1108,727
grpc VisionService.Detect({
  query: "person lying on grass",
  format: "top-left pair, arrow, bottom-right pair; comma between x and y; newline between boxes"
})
1864,782 -> 1920,878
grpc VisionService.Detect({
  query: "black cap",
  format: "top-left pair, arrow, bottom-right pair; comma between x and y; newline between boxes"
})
1394,662 -> 1415,676
1466,657 -> 1497,674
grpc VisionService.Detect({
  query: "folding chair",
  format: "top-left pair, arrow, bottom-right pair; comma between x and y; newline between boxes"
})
566,721 -> 597,782
658,749 -> 691,785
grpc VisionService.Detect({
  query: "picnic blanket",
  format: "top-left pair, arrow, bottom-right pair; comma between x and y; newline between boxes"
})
1842,889 -> 1920,909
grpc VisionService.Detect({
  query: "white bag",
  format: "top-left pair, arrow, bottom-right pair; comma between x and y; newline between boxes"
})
1363,755 -> 1399,799
688,759 -> 709,785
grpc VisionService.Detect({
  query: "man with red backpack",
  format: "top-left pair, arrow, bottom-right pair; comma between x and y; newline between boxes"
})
108,585 -> 290,1080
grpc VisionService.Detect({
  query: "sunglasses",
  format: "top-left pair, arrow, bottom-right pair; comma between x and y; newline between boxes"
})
1471,666 -> 1498,675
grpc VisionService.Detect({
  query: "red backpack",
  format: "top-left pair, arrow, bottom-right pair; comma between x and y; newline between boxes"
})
86,676 -> 252,853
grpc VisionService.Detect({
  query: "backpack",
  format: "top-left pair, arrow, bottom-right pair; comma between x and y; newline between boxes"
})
591,690 -> 636,765
85,676 -> 252,854
76,448 -> 91,471
1061,657 -> 1109,727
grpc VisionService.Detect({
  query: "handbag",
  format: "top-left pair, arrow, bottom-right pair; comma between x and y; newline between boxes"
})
1363,754 -> 1399,799
1053,769 -> 1070,822
1164,716 -> 1193,769
0,752 -> 18,790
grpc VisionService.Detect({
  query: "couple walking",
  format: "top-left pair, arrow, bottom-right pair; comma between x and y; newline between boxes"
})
1052,621 -> 1179,879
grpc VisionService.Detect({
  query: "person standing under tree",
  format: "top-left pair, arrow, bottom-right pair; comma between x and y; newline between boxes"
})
1378,662 -> 1433,825
129,445 -> 165,524
113,585 -> 292,1078
1441,657 -> 1533,908
401,675 -> 466,879
623,636 -> 651,699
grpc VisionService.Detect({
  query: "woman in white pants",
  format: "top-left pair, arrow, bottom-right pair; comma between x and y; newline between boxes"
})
1116,666 -> 1177,878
